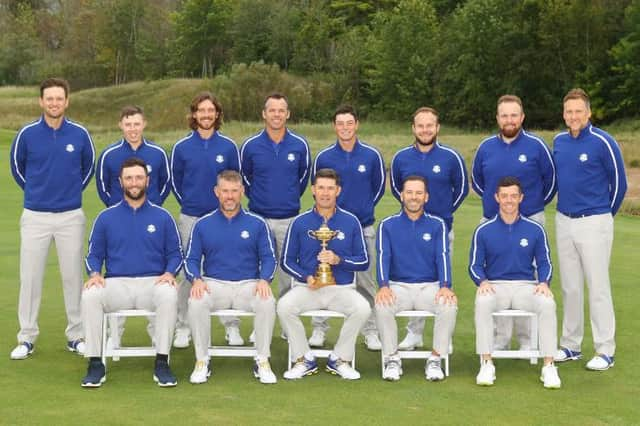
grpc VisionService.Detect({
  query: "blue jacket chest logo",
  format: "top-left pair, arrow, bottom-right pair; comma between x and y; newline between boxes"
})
65,144 -> 75,153
147,224 -> 156,233
519,238 -> 528,247
240,230 -> 250,239
518,154 -> 527,163
287,153 -> 295,162
422,233 -> 431,241
432,165 -> 441,173
357,164 -> 366,173
146,164 -> 153,173
216,155 -> 224,163
579,153 -> 588,162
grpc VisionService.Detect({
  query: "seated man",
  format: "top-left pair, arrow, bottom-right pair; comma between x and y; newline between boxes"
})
185,170 -> 278,384
277,168 -> 371,380
375,175 -> 457,381
470,176 -> 561,389
81,158 -> 182,388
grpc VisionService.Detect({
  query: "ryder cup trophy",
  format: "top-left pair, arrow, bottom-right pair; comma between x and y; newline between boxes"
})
307,221 -> 339,287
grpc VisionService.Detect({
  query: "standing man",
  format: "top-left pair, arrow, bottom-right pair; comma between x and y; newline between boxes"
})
81,158 -> 182,387
553,88 -> 627,371
311,105 -> 385,350
471,177 -> 560,389
9,77 -> 95,359
240,93 -> 312,308
186,170 -> 278,385
472,95 -> 556,350
277,169 -> 370,380
171,92 -> 240,348
375,176 -> 457,382
96,105 -> 170,207
390,107 -> 468,350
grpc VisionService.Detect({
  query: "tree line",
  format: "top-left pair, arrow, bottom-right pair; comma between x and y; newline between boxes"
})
1,0 -> 639,128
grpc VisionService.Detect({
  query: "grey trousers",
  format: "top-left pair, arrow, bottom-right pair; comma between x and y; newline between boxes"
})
277,284 -> 370,362
475,280 -> 557,358
188,278 -> 276,361
17,208 -> 85,343
556,212 -> 615,356
376,282 -> 457,357
312,225 -> 378,335
81,277 -> 177,357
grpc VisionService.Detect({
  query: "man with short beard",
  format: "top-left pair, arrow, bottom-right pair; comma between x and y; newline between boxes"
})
390,107 -> 468,350
170,92 -> 240,348
81,158 -> 182,387
471,95 -> 556,352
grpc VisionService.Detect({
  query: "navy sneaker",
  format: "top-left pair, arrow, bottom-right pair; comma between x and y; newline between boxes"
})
153,359 -> 177,387
81,359 -> 106,388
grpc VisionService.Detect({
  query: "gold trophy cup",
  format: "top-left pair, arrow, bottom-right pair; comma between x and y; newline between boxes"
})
307,221 -> 339,287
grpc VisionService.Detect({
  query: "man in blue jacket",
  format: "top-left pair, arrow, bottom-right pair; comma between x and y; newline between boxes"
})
375,175 -> 457,382
185,170 -> 278,385
96,105 -> 170,207
80,158 -> 182,388
277,168 -> 370,380
10,77 -> 95,360
471,176 -> 561,389
311,104 -> 386,350
390,107 -> 468,351
241,93 -> 312,309
472,95 -> 557,351
171,92 -> 241,348
553,88 -> 627,371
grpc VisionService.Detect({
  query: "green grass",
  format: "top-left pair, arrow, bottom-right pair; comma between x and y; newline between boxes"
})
1,121 -> 639,425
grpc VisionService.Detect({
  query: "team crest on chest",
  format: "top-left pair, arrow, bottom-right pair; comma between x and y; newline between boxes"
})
241,230 -> 250,239
579,153 -> 588,162
147,224 -> 156,233
357,164 -> 366,173
422,233 -> 431,241
65,144 -> 75,153
519,238 -> 528,247
287,153 -> 295,162
216,155 -> 224,163
432,165 -> 441,174
336,231 -> 345,240
518,154 -> 527,163
146,164 -> 153,174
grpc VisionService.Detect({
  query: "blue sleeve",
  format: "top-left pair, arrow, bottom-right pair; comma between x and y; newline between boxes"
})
435,220 -> 452,288
10,132 -> 26,190
81,132 -> 96,190
534,226 -> 553,285
170,144 -> 184,205
240,142 -> 253,192
85,215 -> 106,275
604,136 -> 627,216
96,151 -> 111,206
468,227 -> 487,286
258,220 -> 277,282
311,153 -> 320,184
184,222 -> 203,282
471,149 -> 484,197
164,214 -> 183,276
299,140 -> 311,196
372,151 -> 386,206
229,143 -> 241,173
338,221 -> 369,271
390,154 -> 402,202
451,152 -> 469,212
376,221 -> 391,287
539,142 -> 557,205
158,149 -> 172,204
280,221 -> 309,283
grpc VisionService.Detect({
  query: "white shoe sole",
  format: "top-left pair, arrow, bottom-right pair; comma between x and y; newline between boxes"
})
81,376 -> 106,388
153,375 -> 177,387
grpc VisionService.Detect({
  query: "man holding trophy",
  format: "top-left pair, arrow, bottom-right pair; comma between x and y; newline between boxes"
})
277,168 -> 371,380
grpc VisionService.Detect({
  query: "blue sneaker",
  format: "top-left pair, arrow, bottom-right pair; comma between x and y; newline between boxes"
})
283,357 -> 318,380
10,342 -> 34,360
554,347 -> 582,362
81,360 -> 106,388
67,339 -> 86,355
153,359 -> 177,387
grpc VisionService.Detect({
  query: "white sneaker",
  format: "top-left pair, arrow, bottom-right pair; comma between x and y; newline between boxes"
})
173,328 -> 191,348
476,361 -> 496,386
253,359 -> 277,384
540,364 -> 561,389
398,330 -> 423,350
586,354 -> 615,371
249,330 -> 256,344
10,342 -> 34,360
425,355 -> 444,381
225,326 -> 244,346
382,356 -> 402,381
326,357 -> 361,380
283,357 -> 318,380
308,329 -> 325,347
364,334 -> 382,351
190,360 -> 211,384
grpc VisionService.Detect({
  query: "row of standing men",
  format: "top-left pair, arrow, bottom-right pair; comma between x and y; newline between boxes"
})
9,79 -> 627,387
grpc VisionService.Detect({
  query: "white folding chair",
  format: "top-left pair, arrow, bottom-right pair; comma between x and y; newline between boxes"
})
380,310 -> 451,377
287,310 -> 355,369
489,309 -> 540,364
207,309 -> 257,358
102,310 -> 156,370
